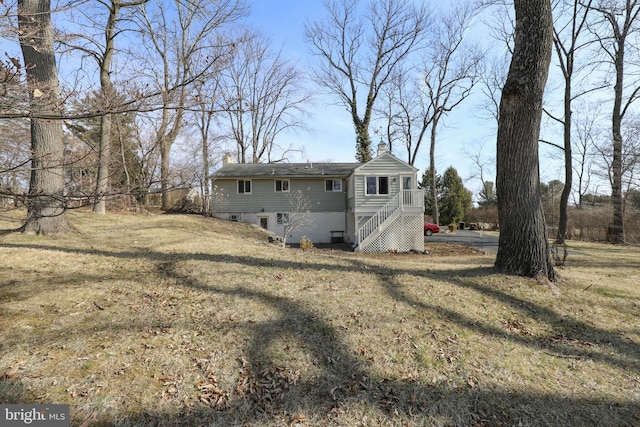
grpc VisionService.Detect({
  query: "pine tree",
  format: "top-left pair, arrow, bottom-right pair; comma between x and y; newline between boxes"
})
439,167 -> 472,226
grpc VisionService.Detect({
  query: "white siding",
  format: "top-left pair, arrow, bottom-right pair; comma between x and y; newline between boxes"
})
282,212 -> 348,244
212,211 -> 348,244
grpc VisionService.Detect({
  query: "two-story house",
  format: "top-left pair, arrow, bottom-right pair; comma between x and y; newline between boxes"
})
211,143 -> 424,252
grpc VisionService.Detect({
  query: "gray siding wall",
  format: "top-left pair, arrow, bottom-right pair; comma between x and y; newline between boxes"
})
213,178 -> 347,213
350,155 -> 415,213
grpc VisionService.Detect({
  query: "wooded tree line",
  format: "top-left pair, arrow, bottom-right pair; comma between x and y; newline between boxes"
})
0,0 -> 638,279
0,0 -> 308,227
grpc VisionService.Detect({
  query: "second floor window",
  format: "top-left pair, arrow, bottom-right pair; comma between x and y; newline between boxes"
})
366,176 -> 389,195
325,179 -> 342,192
238,179 -> 251,194
275,179 -> 290,192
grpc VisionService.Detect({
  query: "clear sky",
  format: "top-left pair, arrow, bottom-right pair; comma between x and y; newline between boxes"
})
240,1 -> 519,199
243,1 -> 370,164
240,1 -> 572,199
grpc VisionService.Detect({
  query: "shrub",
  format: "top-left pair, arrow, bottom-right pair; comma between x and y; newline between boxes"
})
300,236 -> 315,251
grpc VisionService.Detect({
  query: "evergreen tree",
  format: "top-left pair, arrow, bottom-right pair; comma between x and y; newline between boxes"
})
66,99 -> 142,203
439,167 -> 472,225
478,181 -> 498,207
420,166 -> 472,225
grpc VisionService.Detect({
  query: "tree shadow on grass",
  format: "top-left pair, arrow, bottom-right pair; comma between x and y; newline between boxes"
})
354,259 -> 640,374
1,243 -> 639,425
2,241 -> 639,373
135,260 -> 639,426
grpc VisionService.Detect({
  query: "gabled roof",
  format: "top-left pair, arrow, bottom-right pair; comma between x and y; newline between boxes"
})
353,151 -> 418,173
212,162 -> 361,179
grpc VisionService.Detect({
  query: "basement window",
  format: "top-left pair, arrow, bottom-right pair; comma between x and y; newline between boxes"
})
276,212 -> 289,225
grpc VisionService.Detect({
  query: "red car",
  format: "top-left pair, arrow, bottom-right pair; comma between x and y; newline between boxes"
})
424,222 -> 440,236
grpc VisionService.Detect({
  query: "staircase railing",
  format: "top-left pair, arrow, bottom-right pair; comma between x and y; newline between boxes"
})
356,193 -> 401,246
355,190 -> 423,246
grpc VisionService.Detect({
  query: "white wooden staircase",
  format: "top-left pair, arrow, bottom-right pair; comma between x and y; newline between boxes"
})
354,190 -> 424,252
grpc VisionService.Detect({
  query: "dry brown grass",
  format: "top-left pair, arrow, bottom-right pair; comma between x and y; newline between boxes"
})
1,208 -> 639,426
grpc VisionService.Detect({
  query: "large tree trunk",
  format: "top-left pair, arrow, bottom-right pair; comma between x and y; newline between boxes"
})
495,0 -> 556,281
160,136 -> 171,210
93,1 -> 120,214
18,0 -> 69,235
94,113 -> 111,214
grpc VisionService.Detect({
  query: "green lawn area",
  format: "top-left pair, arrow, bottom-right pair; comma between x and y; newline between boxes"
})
1,209 -> 639,426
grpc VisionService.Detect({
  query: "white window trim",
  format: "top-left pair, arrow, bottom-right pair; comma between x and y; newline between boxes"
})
274,179 -> 290,193
237,179 -> 252,195
325,179 -> 342,192
366,176 -> 389,195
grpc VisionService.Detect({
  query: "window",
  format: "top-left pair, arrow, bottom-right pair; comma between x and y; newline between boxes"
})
366,176 -> 377,195
325,179 -> 342,192
276,212 -> 289,225
366,176 -> 389,195
275,179 -> 290,192
402,176 -> 412,190
379,177 -> 389,194
238,179 -> 251,194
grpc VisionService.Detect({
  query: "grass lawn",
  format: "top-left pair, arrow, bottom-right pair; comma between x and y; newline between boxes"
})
1,209 -> 639,426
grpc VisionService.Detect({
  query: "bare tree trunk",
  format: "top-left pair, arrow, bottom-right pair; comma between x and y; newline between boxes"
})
556,80 -> 572,243
429,120 -> 439,226
201,140 -> 210,216
610,46 -> 626,244
355,121 -> 372,163
93,0 -> 136,214
552,0 -> 593,244
495,0 -> 556,281
18,0 -> 69,235
94,1 -> 120,214
94,113 -> 111,214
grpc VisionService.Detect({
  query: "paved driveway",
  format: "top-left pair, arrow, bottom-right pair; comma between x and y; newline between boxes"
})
425,229 -> 499,252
